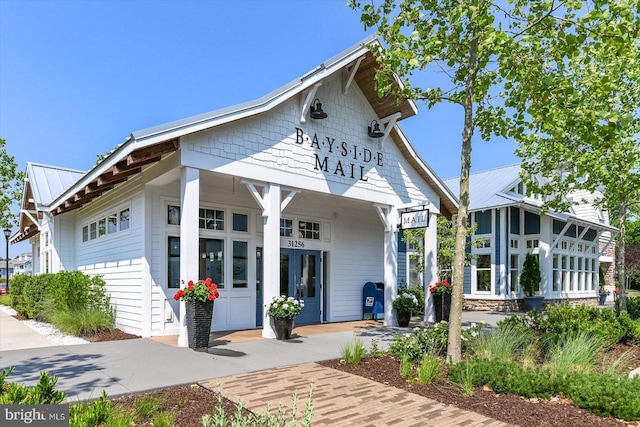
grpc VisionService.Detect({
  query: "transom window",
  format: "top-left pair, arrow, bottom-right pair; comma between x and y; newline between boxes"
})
199,208 -> 224,230
298,221 -> 320,240
82,207 -> 130,243
280,219 -> 293,237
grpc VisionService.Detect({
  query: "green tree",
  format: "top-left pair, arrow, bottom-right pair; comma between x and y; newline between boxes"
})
0,138 -> 23,230
349,0 -> 582,363
507,0 -> 640,311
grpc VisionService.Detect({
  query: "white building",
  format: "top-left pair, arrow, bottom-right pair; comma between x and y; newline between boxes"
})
444,165 -> 617,311
11,37 -> 457,344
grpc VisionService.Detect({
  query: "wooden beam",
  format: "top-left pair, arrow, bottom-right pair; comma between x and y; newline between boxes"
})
97,166 -> 141,186
126,139 -> 178,166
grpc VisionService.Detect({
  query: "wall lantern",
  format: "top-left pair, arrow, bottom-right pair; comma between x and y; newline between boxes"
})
309,99 -> 327,120
368,120 -> 385,138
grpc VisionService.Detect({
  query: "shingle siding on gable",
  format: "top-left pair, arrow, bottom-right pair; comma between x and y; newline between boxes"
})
181,72 -> 439,207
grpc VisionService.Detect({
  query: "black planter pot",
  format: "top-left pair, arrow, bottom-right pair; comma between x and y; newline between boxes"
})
273,317 -> 294,340
397,309 -> 411,327
524,296 -> 544,312
433,293 -> 452,322
599,293 -> 607,305
185,300 -> 214,350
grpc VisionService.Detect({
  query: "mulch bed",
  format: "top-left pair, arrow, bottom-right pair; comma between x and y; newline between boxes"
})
318,346 -> 640,427
82,329 -> 141,342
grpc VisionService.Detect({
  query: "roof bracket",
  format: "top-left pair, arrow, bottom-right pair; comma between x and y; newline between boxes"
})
299,83 -> 322,124
377,112 -> 402,147
343,55 -> 364,95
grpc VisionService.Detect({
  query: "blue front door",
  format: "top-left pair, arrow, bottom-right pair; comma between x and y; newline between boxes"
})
280,249 -> 321,325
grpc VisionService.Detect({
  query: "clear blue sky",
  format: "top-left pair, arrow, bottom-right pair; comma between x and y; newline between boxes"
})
0,0 -> 519,257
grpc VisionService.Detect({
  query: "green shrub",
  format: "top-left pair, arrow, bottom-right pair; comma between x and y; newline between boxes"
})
533,303 -> 625,348
22,274 -> 53,320
47,271 -> 110,312
627,296 -> 640,320
389,322 -> 450,361
69,392 -> 112,427
616,311 -> 640,345
51,307 -> 114,336
561,372 -> 640,421
7,273 -> 29,297
448,359 -> 559,399
0,368 -> 66,405
8,274 -> 31,316
520,253 -> 541,296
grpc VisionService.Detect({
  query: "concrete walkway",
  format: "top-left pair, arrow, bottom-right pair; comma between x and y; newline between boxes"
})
0,308 -> 517,425
0,308 -> 58,350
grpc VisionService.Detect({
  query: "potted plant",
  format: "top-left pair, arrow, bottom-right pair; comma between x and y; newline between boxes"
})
429,280 -> 453,322
520,253 -> 543,311
173,278 -> 220,350
267,295 -> 304,340
598,287 -> 610,305
392,292 -> 419,327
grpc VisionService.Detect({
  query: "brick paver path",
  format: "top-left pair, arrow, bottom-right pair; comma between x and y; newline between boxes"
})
200,363 -> 513,427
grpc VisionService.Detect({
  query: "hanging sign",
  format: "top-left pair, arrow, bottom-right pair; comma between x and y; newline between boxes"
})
400,208 -> 430,229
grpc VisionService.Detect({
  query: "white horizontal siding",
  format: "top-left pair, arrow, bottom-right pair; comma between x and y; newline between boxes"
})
75,178 -> 146,335
328,212 -> 384,322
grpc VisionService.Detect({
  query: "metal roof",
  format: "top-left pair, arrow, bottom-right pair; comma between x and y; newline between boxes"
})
13,36 -> 459,244
26,162 -> 86,207
443,164 -> 521,211
443,164 -> 617,233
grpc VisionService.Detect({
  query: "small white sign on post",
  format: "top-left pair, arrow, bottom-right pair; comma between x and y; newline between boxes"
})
400,209 -> 430,230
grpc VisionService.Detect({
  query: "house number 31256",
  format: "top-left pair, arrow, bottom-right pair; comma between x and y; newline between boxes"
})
287,240 -> 305,248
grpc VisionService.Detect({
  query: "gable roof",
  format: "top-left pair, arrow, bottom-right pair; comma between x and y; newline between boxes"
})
443,164 -> 521,211
11,163 -> 86,243
13,36 -> 458,243
443,164 -> 616,233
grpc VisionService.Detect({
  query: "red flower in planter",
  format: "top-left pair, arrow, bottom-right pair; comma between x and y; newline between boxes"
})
173,278 -> 220,302
429,280 -> 452,295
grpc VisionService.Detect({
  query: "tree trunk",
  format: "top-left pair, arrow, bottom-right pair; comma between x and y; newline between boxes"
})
447,35 -> 478,365
617,195 -> 627,312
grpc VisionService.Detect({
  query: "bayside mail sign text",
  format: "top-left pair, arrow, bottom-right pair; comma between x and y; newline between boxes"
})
295,127 -> 383,182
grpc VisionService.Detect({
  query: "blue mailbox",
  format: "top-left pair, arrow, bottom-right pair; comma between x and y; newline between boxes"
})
362,282 -> 384,320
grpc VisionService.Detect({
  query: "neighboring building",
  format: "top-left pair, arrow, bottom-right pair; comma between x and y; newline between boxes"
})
10,37 -> 458,344
444,164 -> 617,311
0,261 -> 12,282
11,253 -> 33,276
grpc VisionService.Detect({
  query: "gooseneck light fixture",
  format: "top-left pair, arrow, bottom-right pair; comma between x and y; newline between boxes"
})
309,99 -> 327,120
3,228 -> 10,294
368,120 -> 385,138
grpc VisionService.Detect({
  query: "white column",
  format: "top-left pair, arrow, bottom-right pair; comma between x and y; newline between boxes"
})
382,207 -> 399,326
178,167 -> 200,347
539,216 -> 552,297
423,211 -> 438,323
262,183 -> 281,338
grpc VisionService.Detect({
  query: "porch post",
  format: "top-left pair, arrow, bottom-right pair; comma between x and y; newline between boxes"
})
178,167 -> 200,347
262,183 -> 281,338
423,210 -> 438,323
539,216 -> 552,297
376,204 -> 399,327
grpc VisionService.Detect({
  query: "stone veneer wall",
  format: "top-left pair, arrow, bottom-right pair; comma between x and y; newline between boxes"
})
600,241 -> 616,287
464,297 -> 600,312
